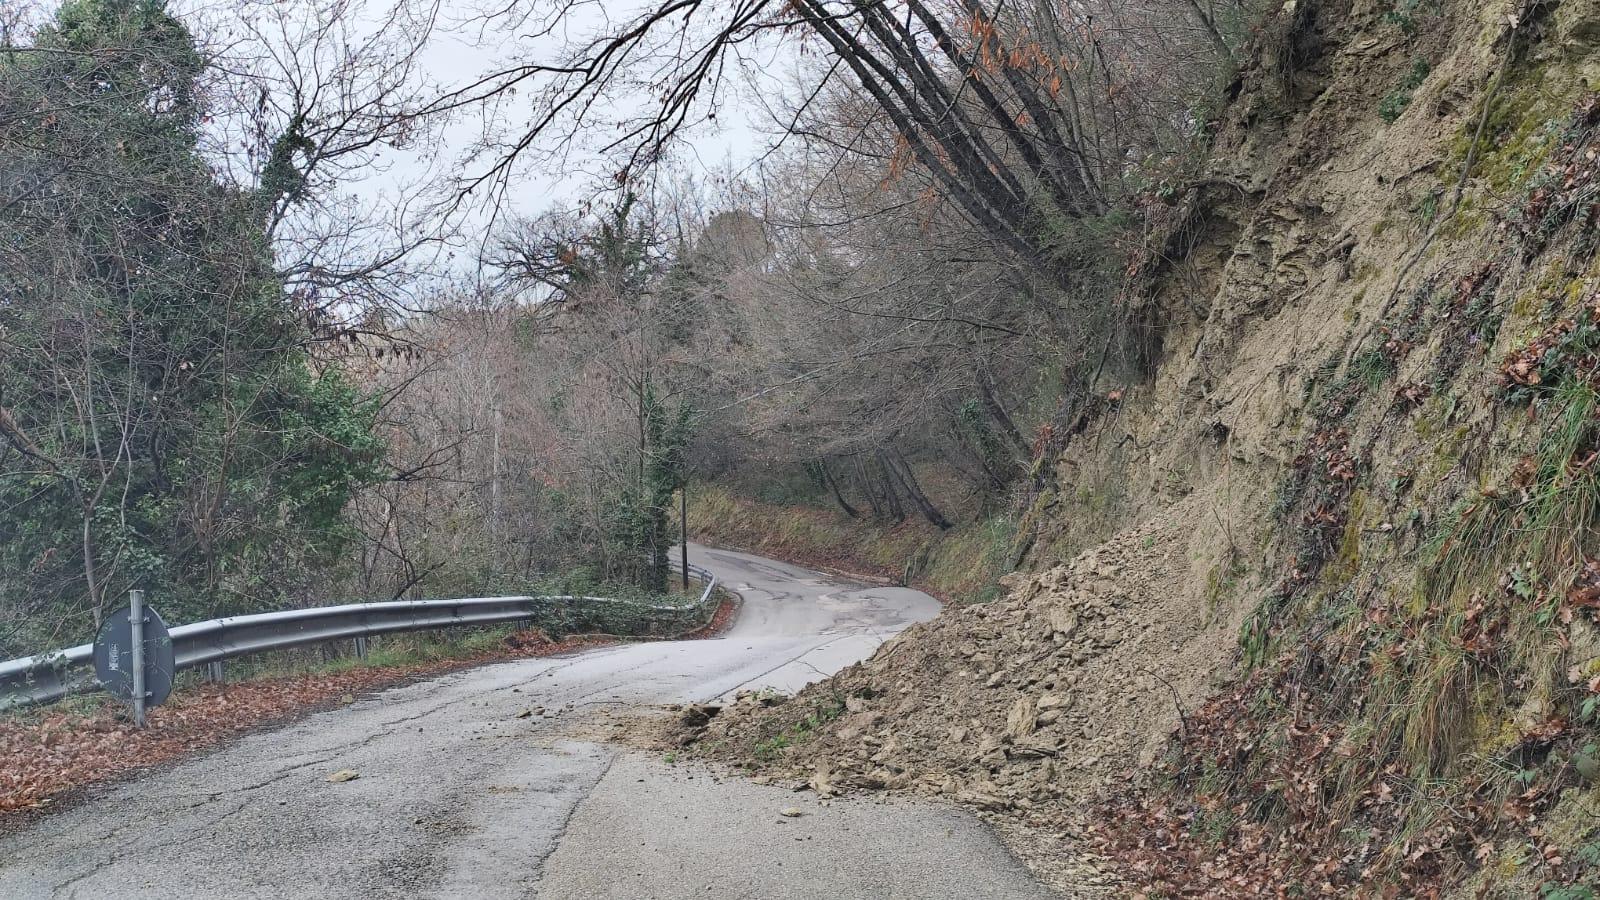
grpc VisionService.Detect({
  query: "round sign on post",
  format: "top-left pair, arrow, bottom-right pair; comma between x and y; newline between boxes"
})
94,601 -> 175,713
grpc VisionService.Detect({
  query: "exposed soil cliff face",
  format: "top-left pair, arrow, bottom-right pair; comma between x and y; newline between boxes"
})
693,0 -> 1600,894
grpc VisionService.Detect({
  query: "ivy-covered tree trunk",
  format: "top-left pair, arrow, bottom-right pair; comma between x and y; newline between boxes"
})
640,388 -> 694,594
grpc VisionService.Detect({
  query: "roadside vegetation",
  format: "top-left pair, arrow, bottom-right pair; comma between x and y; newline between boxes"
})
19,0 -> 1600,894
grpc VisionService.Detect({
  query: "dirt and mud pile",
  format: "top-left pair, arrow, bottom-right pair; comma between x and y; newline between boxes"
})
693,495 -> 1240,811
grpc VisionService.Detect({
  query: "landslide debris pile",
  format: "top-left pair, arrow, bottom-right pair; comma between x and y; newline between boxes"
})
692,498 -> 1236,810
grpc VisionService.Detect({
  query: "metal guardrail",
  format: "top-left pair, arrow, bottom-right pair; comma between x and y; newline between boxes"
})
0,563 -> 718,711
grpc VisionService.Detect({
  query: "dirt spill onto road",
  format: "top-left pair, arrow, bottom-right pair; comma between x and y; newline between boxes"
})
673,495 -> 1249,893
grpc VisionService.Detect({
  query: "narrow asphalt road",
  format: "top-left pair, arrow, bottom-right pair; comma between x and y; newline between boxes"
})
0,544 -> 1055,899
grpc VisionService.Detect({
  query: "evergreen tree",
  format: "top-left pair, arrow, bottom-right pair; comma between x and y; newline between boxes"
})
0,0 -> 383,652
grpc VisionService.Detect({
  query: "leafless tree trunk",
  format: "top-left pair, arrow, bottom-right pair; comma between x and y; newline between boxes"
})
820,458 -> 860,518
880,448 -> 950,530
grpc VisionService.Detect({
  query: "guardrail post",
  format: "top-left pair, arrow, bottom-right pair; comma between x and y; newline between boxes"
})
354,635 -> 368,661
206,661 -> 225,684
129,589 -> 147,728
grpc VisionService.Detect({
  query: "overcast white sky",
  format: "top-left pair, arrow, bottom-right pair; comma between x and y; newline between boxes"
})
15,0 -> 797,281
324,0 -> 805,276
379,1 -> 787,220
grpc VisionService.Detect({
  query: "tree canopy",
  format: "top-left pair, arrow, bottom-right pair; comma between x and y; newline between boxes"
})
0,0 -> 383,652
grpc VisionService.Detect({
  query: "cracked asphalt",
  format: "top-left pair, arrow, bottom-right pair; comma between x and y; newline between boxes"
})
0,544 -> 1055,899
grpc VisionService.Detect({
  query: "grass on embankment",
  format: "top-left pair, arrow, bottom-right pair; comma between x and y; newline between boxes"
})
686,483 -> 1018,603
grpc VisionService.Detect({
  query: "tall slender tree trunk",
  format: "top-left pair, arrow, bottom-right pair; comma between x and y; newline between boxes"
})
821,458 -> 860,518
952,416 -> 1009,491
82,506 -> 102,627
489,399 -> 502,540
977,370 -> 1030,462
872,451 -> 906,524
855,456 -> 886,520
882,449 -> 951,530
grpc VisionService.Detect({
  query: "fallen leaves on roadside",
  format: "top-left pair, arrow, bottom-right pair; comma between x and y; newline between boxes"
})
1568,557 -> 1600,608
0,632 -> 609,815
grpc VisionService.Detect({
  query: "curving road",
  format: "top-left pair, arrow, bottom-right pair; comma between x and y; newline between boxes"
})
0,544 -> 1054,899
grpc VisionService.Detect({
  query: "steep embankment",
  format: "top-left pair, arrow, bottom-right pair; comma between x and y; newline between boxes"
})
694,0 -> 1600,895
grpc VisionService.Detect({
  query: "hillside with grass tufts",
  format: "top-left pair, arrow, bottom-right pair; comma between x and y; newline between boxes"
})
684,0 -> 1600,894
